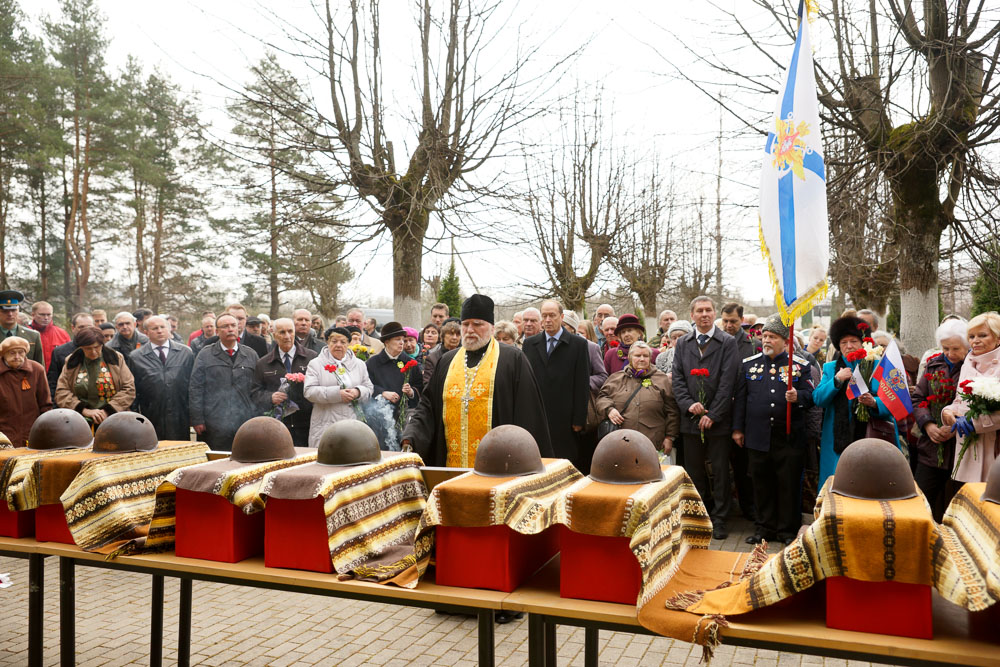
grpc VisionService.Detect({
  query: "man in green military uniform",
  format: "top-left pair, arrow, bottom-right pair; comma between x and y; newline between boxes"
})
0,290 -> 44,366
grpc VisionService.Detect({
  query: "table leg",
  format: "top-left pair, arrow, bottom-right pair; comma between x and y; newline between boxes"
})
528,614 -> 544,667
27,553 -> 44,667
150,575 -> 164,667
477,609 -> 495,667
177,577 -> 192,667
543,619 -> 556,667
584,628 -> 598,667
60,557 -> 75,667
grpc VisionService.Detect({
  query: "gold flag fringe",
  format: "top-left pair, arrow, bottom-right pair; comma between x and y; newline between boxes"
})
758,218 -> 828,327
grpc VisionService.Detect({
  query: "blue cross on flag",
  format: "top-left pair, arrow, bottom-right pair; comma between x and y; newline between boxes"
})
759,0 -> 829,325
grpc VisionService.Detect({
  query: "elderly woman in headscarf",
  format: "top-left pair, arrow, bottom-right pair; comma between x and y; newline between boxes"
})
911,318 -> 969,520
55,325 -> 135,426
303,326 -> 374,448
0,336 -> 53,447
814,316 -> 892,487
941,311 -> 1000,484
655,319 -> 693,375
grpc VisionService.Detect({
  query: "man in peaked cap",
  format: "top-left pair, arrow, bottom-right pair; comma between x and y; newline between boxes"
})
402,293 -> 552,468
0,290 -> 44,367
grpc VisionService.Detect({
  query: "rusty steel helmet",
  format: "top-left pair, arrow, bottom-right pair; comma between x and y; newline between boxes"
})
831,438 -> 917,500
981,457 -> 1000,505
27,408 -> 93,450
590,429 -> 663,485
317,420 -> 381,466
93,411 -> 159,453
231,416 -> 296,463
473,425 -> 545,477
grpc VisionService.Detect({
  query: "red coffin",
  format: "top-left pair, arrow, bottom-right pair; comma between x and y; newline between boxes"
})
826,576 -> 933,639
175,488 -> 264,563
558,525 -> 641,605
435,525 -> 558,592
35,503 -> 75,544
0,500 -> 34,538
264,497 -> 334,573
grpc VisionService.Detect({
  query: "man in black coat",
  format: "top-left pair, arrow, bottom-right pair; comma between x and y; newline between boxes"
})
366,321 -> 424,450
293,308 -> 326,355
131,316 -> 196,440
251,317 -> 316,447
720,302 -> 757,522
672,296 -> 740,540
48,312 -> 94,396
108,311 -> 149,360
402,295 -> 552,467
189,314 -> 260,451
522,299 -> 591,468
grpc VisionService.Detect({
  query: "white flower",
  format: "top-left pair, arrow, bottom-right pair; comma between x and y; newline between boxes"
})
971,377 -> 1000,402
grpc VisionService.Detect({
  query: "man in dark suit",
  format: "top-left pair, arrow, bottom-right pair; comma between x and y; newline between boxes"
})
720,302 -> 757,522
131,316 -> 196,440
672,296 -> 739,540
293,308 -> 326,355
522,299 -> 591,468
252,317 -> 316,447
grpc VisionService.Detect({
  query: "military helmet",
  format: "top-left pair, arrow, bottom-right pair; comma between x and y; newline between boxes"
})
317,420 -> 381,466
231,416 -> 296,463
589,429 -> 663,485
93,412 -> 159,453
27,408 -> 93,450
831,438 -> 917,501
981,456 -> 1000,505
473,425 -> 545,477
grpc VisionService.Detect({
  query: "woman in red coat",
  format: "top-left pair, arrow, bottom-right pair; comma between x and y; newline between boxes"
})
0,336 -> 53,447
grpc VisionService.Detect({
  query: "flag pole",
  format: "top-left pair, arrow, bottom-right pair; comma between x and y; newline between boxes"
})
786,323 -> 795,435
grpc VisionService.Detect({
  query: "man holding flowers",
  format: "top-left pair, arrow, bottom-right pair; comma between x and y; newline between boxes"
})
253,317 -> 317,447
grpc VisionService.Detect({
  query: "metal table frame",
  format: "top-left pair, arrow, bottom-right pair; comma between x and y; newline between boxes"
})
0,546 -> 45,667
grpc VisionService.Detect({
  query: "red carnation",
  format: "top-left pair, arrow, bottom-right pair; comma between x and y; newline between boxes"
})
857,322 -> 870,331
918,401 -> 929,409
863,337 -> 875,344
608,340 -> 619,348
324,364 -> 337,373
401,359 -> 418,373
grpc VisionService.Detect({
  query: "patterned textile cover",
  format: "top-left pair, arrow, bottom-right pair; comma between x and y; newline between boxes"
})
0,432 -> 11,449
940,482 -> 1000,608
110,448 -> 318,557
7,441 -> 209,553
659,478 -> 997,658
1,445 -> 94,504
552,465 -> 712,608
258,452 -> 428,587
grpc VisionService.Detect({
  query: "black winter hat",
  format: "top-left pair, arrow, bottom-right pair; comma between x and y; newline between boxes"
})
460,294 -> 495,324
829,316 -> 867,350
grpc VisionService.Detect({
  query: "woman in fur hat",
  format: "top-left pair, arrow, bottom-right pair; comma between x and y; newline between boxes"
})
813,315 -> 893,486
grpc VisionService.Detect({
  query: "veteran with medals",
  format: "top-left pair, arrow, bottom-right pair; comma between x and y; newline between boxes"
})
402,294 -> 553,467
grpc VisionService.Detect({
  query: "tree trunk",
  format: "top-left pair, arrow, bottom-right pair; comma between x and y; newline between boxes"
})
39,177 -> 48,300
389,210 -> 429,327
640,291 -> 658,337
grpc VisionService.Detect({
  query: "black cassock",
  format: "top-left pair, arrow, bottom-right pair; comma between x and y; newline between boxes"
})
401,342 -> 553,467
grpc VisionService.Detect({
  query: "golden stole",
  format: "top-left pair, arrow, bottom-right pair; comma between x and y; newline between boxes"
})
442,339 -> 500,467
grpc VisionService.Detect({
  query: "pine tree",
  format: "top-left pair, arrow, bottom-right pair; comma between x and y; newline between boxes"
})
971,251 -> 1000,316
437,260 -> 462,318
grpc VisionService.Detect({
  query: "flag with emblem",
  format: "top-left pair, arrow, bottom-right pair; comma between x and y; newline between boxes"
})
845,365 -> 868,401
872,339 -> 913,420
759,0 -> 829,325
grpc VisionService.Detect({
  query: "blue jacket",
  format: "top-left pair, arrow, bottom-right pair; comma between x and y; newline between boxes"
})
814,359 -> 893,486
732,351 -> 814,451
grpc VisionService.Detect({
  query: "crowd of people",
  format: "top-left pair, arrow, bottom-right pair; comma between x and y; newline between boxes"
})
2,286 -> 998,546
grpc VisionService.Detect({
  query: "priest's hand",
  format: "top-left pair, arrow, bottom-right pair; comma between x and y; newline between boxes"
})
402,383 -> 414,398
382,391 -> 400,403
688,402 -> 706,416
608,408 -> 624,425
271,391 -> 288,405
732,430 -> 745,447
401,439 -> 412,452
193,424 -> 206,434
572,425 -> 583,432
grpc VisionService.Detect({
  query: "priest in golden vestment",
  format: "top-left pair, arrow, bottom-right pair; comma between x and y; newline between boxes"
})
402,294 -> 552,467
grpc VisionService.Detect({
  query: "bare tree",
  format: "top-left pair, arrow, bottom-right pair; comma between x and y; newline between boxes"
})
254,0 -> 574,325
655,1 -> 1000,353
522,95 -> 622,312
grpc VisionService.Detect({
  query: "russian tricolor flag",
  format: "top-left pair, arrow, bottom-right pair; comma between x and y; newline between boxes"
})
873,340 -> 913,420
845,366 -> 868,401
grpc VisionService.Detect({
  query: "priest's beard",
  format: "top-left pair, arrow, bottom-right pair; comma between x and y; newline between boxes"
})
462,329 -> 493,351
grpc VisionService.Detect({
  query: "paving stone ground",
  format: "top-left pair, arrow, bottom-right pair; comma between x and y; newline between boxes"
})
0,516 -> 900,666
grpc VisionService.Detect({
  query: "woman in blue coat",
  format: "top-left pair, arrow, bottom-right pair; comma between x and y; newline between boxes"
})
814,316 -> 893,487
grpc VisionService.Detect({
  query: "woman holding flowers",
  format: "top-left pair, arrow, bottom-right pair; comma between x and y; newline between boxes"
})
911,319 -> 968,519
941,311 -> 1000,483
814,316 -> 892,487
366,322 -> 424,449
304,326 -> 374,448
596,342 -> 679,454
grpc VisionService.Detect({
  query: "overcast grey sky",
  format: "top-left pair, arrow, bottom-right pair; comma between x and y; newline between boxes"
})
29,0 -> 794,308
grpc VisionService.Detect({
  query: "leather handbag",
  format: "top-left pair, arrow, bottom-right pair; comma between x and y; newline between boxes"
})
596,382 -> 644,441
